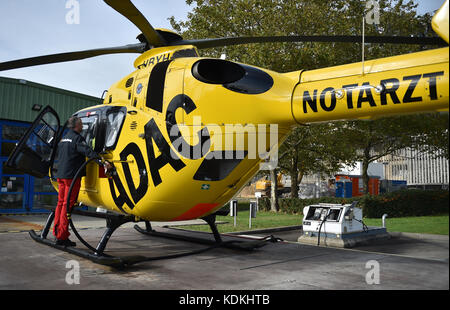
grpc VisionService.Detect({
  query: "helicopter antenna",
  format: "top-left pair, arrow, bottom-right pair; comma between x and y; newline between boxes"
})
362,16 -> 366,76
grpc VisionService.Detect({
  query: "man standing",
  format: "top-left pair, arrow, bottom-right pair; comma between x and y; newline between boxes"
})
53,116 -> 110,246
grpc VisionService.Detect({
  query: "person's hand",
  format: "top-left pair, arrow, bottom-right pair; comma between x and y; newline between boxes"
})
103,161 -> 112,171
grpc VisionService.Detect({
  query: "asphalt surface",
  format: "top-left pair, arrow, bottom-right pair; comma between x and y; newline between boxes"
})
0,214 -> 448,290
247,229 -> 449,262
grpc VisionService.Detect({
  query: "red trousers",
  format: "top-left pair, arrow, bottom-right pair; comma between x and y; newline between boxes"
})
53,178 -> 81,240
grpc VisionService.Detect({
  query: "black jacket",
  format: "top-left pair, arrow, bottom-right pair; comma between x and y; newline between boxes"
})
54,129 -> 100,179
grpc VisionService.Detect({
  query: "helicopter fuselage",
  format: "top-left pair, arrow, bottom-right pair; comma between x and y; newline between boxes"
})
51,43 -> 448,222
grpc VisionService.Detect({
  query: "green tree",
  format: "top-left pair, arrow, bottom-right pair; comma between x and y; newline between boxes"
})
170,0 -> 435,71
341,113 -> 448,194
411,113 -> 449,160
278,123 -> 356,198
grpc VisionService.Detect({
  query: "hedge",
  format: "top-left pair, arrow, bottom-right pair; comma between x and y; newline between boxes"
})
360,189 -> 449,218
257,189 -> 449,218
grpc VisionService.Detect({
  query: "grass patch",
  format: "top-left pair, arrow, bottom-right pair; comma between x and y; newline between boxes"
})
364,215 -> 449,235
175,211 -> 449,235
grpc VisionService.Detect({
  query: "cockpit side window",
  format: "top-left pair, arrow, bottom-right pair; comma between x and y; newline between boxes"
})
75,107 -> 126,152
79,114 -> 99,150
104,110 -> 125,150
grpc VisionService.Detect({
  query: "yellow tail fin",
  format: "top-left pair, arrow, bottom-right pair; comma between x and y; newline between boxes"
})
432,0 -> 449,43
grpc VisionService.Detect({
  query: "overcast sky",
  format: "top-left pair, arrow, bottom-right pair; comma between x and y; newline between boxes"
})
0,0 -> 445,97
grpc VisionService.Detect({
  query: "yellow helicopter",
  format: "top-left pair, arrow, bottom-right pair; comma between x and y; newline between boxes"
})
1,0 -> 448,266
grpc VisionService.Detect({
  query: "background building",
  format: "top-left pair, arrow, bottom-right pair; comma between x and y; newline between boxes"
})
379,148 -> 449,190
295,148 -> 449,198
0,76 -> 101,213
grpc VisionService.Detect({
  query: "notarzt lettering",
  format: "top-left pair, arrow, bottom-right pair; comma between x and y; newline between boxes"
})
302,71 -> 445,113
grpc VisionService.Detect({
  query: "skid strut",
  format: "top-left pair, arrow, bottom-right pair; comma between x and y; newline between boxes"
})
95,213 -> 136,255
135,214 -> 224,246
134,213 -> 277,251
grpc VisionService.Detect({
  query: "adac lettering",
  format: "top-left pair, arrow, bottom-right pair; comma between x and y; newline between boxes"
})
302,71 -> 444,113
137,52 -> 172,69
108,143 -> 147,212
144,118 -> 186,187
120,143 -> 148,204
108,94 -> 209,212
166,94 -> 211,160
108,171 -> 135,212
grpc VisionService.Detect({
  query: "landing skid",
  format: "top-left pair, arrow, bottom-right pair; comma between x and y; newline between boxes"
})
30,209 -> 151,268
134,214 -> 278,251
29,230 -> 145,268
29,208 -> 280,269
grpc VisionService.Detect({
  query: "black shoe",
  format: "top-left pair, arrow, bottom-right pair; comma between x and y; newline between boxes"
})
64,239 -> 76,247
56,239 -> 76,247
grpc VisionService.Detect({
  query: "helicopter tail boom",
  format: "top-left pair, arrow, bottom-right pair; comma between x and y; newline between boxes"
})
290,47 -> 449,124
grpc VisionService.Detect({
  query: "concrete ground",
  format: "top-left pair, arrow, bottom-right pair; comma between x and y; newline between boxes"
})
0,213 -> 448,290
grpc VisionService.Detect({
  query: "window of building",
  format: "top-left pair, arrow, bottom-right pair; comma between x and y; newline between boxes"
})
0,120 -> 56,213
2,125 -> 28,141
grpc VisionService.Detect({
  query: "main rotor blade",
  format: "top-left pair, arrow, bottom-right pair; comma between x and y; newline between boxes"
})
0,43 -> 147,71
178,35 -> 448,49
104,0 -> 166,47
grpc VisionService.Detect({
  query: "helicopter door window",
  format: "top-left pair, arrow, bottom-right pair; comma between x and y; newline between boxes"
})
104,110 -> 125,150
146,60 -> 172,113
6,106 -> 60,178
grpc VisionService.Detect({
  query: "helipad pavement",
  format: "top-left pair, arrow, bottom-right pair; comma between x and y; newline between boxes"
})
0,216 -> 448,290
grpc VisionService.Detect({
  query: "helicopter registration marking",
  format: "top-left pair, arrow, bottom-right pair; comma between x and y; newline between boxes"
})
137,52 -> 172,69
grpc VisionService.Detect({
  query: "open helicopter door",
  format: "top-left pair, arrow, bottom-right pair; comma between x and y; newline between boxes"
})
6,106 -> 60,179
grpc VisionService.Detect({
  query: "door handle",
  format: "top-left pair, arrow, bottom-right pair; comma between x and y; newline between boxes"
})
110,160 -> 135,164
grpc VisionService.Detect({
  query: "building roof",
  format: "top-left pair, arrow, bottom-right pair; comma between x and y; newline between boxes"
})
0,76 -> 102,123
